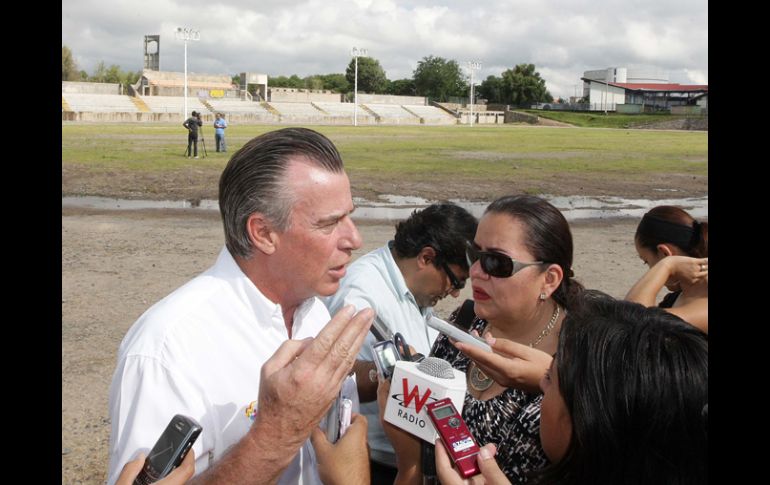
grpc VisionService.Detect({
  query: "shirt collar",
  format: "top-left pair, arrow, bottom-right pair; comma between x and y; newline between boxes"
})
209,246 -> 318,335
384,241 -> 417,304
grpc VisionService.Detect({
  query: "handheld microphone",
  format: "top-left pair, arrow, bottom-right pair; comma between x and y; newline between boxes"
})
383,357 -> 467,444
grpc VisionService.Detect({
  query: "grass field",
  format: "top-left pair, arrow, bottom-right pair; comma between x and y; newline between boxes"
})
520,110 -> 705,129
62,123 -> 708,201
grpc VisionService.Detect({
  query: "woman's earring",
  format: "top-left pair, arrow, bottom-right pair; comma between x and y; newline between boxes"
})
539,292 -> 547,300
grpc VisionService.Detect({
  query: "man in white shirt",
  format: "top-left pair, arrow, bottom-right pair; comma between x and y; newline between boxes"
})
107,127 -> 374,485
323,202 -> 477,483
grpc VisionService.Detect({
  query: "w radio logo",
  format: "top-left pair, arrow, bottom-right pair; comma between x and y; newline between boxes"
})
391,378 -> 437,414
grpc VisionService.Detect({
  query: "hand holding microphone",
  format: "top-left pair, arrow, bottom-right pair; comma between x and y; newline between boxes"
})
454,333 -> 553,394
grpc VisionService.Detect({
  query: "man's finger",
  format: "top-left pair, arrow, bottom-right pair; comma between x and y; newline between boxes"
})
328,308 -> 375,383
261,337 -> 313,376
300,305 -> 359,366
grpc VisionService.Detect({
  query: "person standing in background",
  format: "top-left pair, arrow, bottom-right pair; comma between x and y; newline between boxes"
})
214,113 -> 228,153
183,111 -> 202,158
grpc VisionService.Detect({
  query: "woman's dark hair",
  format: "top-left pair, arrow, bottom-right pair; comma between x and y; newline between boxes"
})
635,205 -> 708,257
392,202 -> 478,270
485,195 -> 583,310
531,292 -> 708,485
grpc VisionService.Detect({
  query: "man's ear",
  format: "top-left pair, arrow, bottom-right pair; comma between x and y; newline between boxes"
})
416,246 -> 438,269
247,213 -> 279,255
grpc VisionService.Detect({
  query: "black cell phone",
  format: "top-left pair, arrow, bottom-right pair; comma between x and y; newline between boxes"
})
133,414 -> 202,485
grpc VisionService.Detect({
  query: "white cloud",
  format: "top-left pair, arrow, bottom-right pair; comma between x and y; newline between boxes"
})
62,0 -> 707,99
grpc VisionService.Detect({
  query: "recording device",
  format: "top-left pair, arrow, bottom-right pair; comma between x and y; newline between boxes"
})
372,339 -> 401,380
323,372 -> 358,443
133,414 -> 201,485
426,315 -> 492,353
426,398 -> 481,478
383,357 -> 467,443
371,330 -> 424,380
370,317 -> 394,342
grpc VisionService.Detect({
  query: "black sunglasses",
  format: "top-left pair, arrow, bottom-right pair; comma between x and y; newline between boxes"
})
465,242 -> 545,278
438,259 -> 466,290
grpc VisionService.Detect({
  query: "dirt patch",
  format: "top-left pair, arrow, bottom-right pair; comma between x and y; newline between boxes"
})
62,206 -> 661,484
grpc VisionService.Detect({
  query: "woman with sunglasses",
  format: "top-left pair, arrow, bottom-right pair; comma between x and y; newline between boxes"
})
385,195 -> 583,483
625,205 -> 708,333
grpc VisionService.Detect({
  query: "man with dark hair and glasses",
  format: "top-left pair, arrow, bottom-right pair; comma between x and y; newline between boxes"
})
323,202 -> 477,484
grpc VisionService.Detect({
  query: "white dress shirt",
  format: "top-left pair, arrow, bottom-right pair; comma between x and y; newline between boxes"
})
107,246 -> 328,485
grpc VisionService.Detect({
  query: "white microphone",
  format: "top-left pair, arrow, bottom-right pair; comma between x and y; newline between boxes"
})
383,357 -> 467,443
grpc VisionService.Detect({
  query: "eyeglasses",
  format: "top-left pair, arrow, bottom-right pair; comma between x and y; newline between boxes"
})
465,242 -> 545,278
438,259 -> 466,290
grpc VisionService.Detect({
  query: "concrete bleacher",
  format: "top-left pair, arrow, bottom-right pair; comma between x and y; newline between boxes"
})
312,102 -> 375,123
363,104 -> 421,124
138,95 -> 208,115
62,93 -> 139,113
207,98 -> 272,115
402,105 -> 457,125
268,102 -> 326,117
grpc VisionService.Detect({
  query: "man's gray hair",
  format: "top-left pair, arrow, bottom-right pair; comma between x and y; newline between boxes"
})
218,127 -> 345,259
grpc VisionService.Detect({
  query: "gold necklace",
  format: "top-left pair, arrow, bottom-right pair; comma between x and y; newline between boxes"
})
529,303 -> 560,348
467,304 -> 561,393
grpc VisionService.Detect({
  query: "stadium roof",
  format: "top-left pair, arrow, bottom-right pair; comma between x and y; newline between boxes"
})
581,78 -> 708,93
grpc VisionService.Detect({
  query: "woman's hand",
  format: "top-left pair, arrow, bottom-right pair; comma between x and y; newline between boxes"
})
454,335 -> 552,394
435,442 -> 511,485
667,256 -> 708,286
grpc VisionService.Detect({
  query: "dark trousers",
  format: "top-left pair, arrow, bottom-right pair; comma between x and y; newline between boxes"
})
370,460 -> 398,485
187,133 -> 198,157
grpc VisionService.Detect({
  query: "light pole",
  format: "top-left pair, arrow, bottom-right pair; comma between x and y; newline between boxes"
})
466,61 -> 481,126
175,27 -> 200,118
351,47 -> 368,126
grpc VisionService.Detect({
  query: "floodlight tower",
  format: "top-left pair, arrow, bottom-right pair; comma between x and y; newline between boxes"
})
466,61 -> 481,126
175,27 -> 200,118
351,47 -> 368,126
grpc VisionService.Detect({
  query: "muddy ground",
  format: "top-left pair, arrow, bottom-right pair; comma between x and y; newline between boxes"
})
62,203 -> 656,484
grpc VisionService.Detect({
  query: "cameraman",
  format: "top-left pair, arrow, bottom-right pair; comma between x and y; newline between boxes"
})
183,110 -> 203,158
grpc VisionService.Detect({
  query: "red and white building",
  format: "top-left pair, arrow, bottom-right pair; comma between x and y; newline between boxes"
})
581,67 -> 708,113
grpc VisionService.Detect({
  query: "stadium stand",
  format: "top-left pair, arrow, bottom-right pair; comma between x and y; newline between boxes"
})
362,104 -> 421,124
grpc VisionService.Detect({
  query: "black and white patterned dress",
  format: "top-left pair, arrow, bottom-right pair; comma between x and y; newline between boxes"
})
431,316 -> 549,483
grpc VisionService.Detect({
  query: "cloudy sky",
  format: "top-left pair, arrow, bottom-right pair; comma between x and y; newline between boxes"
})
62,0 -> 707,100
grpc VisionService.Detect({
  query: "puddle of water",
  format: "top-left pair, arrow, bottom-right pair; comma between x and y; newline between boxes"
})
63,194 -> 707,221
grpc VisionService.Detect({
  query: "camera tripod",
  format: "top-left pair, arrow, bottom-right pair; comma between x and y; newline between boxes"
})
183,124 -> 208,158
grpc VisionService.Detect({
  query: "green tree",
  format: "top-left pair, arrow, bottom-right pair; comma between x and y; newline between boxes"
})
62,45 -> 80,81
303,75 -> 325,90
386,78 -> 416,96
412,56 -> 467,102
269,75 -> 304,88
319,73 -> 350,93
499,63 -> 553,107
478,75 -> 503,104
345,57 -> 388,94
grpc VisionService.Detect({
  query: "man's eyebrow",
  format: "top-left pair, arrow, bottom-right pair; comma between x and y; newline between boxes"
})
316,204 -> 356,225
